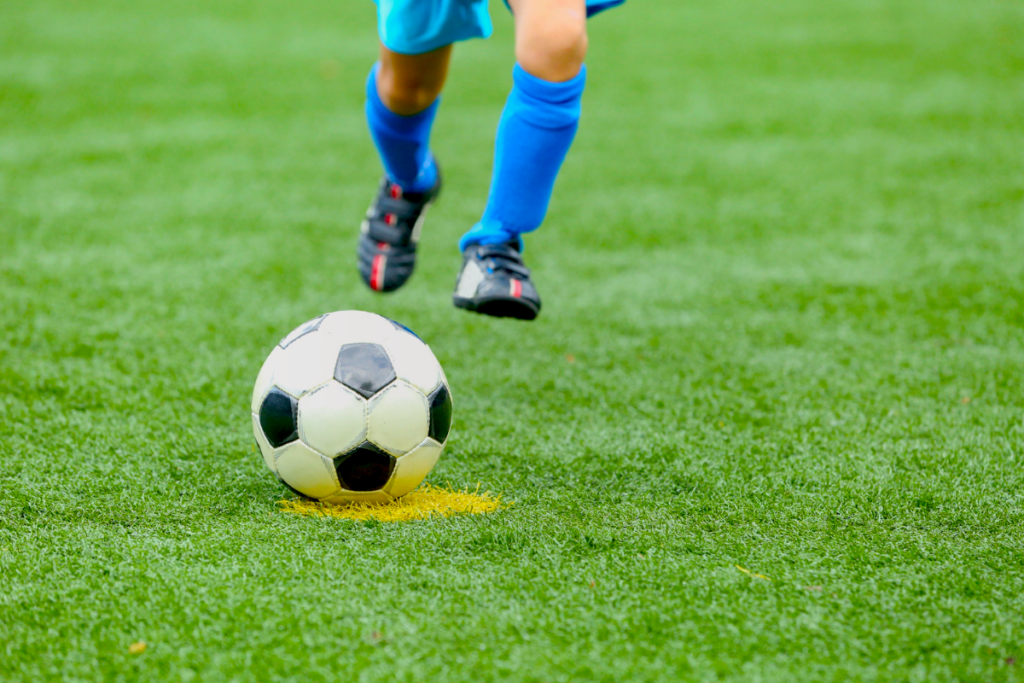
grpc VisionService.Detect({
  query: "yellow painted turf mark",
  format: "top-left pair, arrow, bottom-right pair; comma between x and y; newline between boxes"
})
735,565 -> 772,581
279,483 -> 508,522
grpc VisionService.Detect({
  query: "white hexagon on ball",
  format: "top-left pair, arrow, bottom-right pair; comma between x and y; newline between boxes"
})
272,331 -> 341,398
319,310 -> 399,346
251,346 -> 281,413
367,381 -> 429,456
383,330 -> 441,395
385,438 -> 443,498
275,440 -> 340,499
251,413 -> 277,474
298,381 -> 367,457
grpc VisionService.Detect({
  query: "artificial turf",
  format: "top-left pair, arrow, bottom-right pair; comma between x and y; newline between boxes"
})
1,0 -> 1023,680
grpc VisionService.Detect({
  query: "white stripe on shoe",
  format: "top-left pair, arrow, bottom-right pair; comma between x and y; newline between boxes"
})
456,260 -> 485,298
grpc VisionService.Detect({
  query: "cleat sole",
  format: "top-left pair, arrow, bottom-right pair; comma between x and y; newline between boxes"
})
453,295 -> 539,321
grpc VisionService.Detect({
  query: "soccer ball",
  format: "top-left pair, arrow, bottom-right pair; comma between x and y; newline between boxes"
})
250,311 -> 452,503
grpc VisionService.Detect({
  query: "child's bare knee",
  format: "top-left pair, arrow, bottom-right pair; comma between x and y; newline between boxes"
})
380,82 -> 439,115
515,15 -> 588,82
376,45 -> 451,115
377,71 -> 440,115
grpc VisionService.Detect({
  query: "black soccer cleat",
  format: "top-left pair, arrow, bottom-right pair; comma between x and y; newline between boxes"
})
452,241 -> 541,321
357,169 -> 441,293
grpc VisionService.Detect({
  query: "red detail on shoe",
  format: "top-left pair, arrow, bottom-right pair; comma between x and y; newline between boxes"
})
511,279 -> 522,299
370,254 -> 385,291
385,214 -> 397,226
390,185 -> 402,199
377,241 -> 389,250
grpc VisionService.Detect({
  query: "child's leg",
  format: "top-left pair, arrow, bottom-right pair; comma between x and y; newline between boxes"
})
366,43 -> 452,192
459,0 -> 588,250
359,43 -> 452,293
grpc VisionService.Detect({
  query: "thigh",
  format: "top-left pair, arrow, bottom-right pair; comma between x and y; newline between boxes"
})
379,43 -> 453,86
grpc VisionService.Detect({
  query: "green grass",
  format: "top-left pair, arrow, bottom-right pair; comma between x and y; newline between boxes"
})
2,0 -> 1024,680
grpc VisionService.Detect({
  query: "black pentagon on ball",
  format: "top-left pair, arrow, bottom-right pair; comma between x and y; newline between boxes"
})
259,387 -> 298,448
427,383 -> 453,443
278,313 -> 326,349
334,343 -> 397,398
335,442 -> 396,492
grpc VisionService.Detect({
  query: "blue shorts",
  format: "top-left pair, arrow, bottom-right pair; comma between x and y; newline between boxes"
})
374,0 -> 626,55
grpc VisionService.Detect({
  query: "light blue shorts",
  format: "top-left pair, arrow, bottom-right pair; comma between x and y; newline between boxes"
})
374,0 -> 626,55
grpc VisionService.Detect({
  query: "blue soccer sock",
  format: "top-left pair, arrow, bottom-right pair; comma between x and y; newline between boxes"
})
365,64 -> 439,193
459,64 -> 587,251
